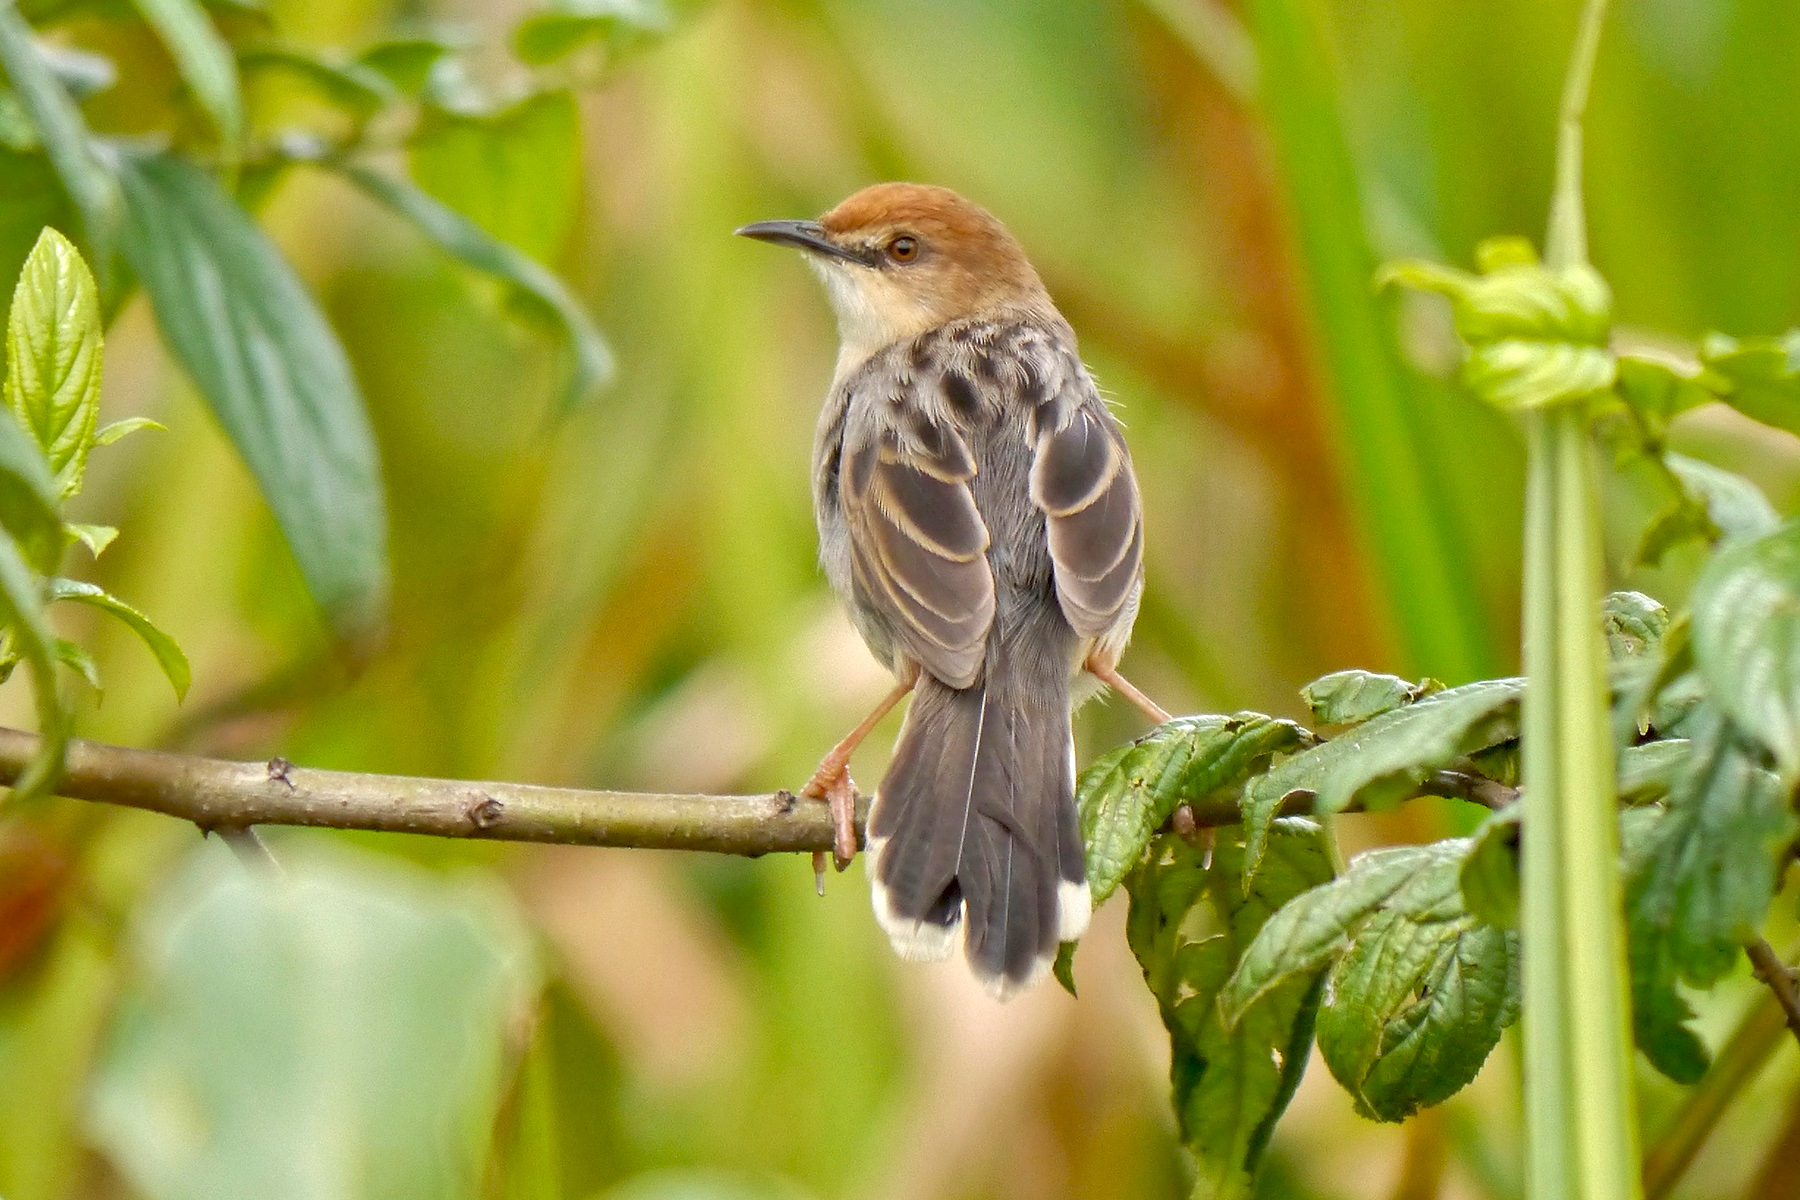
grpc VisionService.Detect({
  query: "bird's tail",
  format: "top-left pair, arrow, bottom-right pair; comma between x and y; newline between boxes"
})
866,641 -> 1089,999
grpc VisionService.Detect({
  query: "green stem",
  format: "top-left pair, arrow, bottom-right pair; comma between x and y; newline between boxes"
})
1522,2 -> 1638,1199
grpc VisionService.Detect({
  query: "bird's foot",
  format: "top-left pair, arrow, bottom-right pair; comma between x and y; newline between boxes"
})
802,760 -> 860,878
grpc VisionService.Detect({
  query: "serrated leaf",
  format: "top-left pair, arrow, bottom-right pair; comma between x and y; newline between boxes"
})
1458,806 -> 1519,929
238,44 -> 397,120
117,151 -> 388,637
130,0 -> 243,165
1300,669 -> 1441,726
1625,709 -> 1794,992
340,165 -> 613,416
1242,678 -> 1522,878
1316,908 -> 1517,1122
5,226 -> 103,498
0,525 -> 63,803
1126,821 -> 1332,1199
1602,591 -> 1668,661
1229,836 -> 1516,1122
512,0 -> 672,67
408,90 -> 579,263
50,578 -> 189,699
66,522 -> 117,557
94,416 -> 164,446
0,9 -> 122,268
1620,805 -> 1709,1083
1221,841 -> 1462,1023
1075,712 -> 1311,908
1690,516 -> 1800,780
1700,330 -> 1800,437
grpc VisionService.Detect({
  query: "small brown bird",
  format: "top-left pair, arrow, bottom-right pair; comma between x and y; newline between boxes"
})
739,184 -> 1165,998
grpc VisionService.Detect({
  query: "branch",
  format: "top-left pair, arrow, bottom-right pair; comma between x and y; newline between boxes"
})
1746,936 -> 1800,1045
0,728 -> 1518,855
0,727 -> 861,856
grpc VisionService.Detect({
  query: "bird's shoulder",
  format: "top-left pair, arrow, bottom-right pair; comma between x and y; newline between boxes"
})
833,313 -> 1104,440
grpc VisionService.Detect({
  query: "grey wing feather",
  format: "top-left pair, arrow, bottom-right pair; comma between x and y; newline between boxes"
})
842,416 -> 996,688
1030,383 -> 1143,638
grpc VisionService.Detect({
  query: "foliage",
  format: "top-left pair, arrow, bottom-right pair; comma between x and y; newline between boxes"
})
0,228 -> 183,802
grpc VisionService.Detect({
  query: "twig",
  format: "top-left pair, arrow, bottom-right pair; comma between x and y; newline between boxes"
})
0,727 -> 1519,855
1745,936 -> 1800,1045
0,727 -> 858,856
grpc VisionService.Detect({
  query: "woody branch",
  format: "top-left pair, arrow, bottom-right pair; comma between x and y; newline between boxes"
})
0,727 -> 1508,853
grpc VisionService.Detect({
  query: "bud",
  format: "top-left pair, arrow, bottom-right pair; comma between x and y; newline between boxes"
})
1378,236 -> 1615,411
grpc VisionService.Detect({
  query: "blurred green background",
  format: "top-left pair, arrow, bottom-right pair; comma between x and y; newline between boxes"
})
4,0 -> 1800,1197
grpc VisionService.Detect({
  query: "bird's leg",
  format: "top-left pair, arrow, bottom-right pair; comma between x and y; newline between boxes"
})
804,674 -> 917,880
1085,652 -> 1172,724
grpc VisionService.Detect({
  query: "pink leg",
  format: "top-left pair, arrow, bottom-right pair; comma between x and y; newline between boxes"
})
1085,652 -> 1172,724
804,675 -> 917,876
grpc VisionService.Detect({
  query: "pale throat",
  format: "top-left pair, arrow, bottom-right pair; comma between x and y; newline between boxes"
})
810,259 -> 947,377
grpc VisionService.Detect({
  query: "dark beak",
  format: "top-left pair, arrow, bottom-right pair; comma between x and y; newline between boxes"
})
734,219 -> 875,266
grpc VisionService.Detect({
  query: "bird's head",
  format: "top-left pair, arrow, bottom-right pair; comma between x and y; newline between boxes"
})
737,183 -> 1055,369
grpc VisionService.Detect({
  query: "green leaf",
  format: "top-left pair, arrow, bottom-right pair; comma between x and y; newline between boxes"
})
1700,330 -> 1800,437
356,35 -> 460,95
0,9 -> 122,267
1690,516 -> 1800,780
1315,904 -> 1518,1122
1075,712 -> 1310,908
408,90 -> 581,263
1667,453 -> 1779,543
49,577 -> 189,699
1614,354 -> 1714,443
129,0 -> 243,164
1377,238 -> 1614,411
54,635 -> 99,692
0,527 -> 63,803
1625,710 -> 1795,993
94,415 -> 164,445
1126,821 -> 1332,1198
1300,669 -> 1441,726
5,227 -> 103,498
1620,806 -> 1709,1084
1617,739 -> 1690,804
1458,806 -> 1519,929
1220,842 -> 1455,1021
117,151 -> 389,637
89,847 -> 540,1200
0,405 -> 63,563
1601,590 -> 1668,661
1052,941 -> 1077,998
1226,837 -> 1517,1122
66,522 -> 116,557
238,43 -> 397,120
512,0 -> 672,67
1242,678 -> 1522,878
341,163 -> 614,415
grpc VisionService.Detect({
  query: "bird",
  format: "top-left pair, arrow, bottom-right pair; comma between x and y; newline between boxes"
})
737,183 -> 1166,999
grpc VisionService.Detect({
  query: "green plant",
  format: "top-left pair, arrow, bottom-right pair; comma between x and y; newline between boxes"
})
0,227 -> 184,802
1054,2 -> 1800,1196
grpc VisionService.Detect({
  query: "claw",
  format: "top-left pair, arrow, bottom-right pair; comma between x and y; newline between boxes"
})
812,850 -> 828,896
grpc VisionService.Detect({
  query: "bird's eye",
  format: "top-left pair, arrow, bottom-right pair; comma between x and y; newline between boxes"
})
887,235 -> 919,263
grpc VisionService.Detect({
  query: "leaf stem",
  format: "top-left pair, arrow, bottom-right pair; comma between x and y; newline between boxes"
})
1544,0 -> 1609,271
